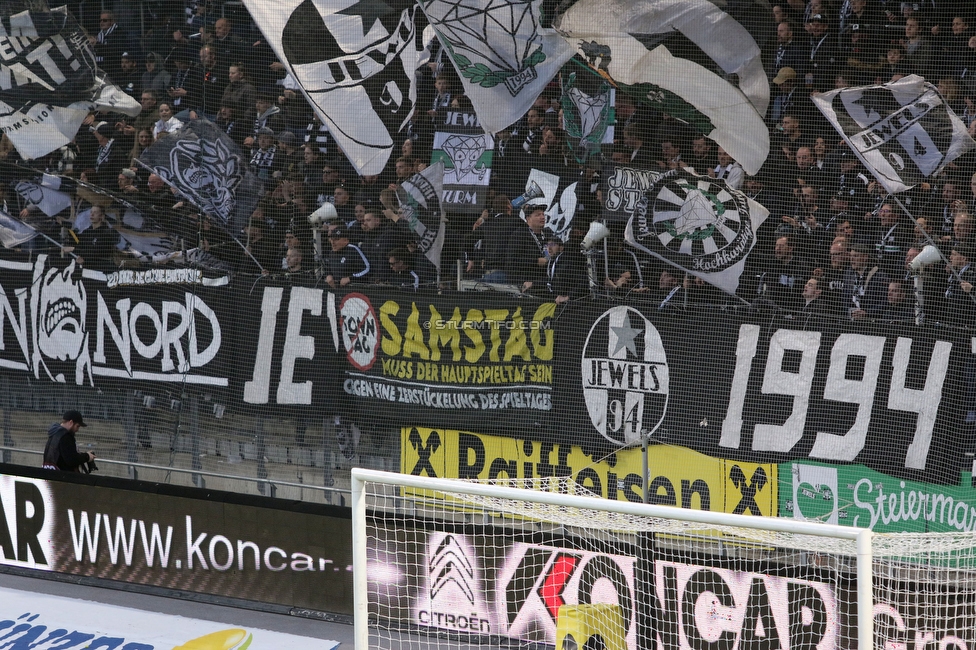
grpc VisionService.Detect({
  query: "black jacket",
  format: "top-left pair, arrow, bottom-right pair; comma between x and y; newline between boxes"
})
43,424 -> 88,472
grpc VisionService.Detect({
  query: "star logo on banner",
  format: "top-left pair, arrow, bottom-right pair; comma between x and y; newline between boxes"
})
581,305 -> 669,446
610,317 -> 641,357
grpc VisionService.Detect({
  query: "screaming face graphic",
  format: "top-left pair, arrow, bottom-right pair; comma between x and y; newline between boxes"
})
31,258 -> 92,385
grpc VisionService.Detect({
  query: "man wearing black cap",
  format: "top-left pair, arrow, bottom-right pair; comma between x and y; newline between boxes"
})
117,52 -> 142,98
539,229 -> 585,304
323,224 -> 371,288
42,411 -> 95,472
166,48 -> 197,115
249,127 -> 280,181
506,204 -> 549,288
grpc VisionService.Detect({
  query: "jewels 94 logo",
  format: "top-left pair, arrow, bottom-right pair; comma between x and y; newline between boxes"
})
582,305 -> 669,446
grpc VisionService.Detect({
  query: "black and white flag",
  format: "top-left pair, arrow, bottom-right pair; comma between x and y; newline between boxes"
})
624,168 -> 768,295
552,0 -> 771,175
395,162 -> 447,271
137,118 -> 263,233
0,3 -> 140,160
430,109 -> 493,216
813,75 -> 976,194
243,0 -> 418,176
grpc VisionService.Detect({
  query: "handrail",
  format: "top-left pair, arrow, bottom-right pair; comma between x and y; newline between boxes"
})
0,446 -> 350,499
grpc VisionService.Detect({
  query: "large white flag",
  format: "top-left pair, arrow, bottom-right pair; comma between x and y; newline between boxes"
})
243,0 -> 419,176
0,4 -> 140,161
812,74 -> 976,194
624,168 -> 769,295
421,0 -> 576,134
553,0 -> 771,175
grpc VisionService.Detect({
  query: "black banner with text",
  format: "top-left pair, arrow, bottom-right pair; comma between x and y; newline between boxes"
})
552,303 -> 968,485
1,259 -> 970,484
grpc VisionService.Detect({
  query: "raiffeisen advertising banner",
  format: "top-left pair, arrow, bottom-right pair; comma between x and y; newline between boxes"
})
400,427 -> 778,514
0,587 -> 340,649
782,460 -> 976,533
0,470 -> 352,614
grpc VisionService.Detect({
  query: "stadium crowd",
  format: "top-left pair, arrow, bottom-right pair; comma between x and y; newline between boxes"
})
2,0 -> 976,326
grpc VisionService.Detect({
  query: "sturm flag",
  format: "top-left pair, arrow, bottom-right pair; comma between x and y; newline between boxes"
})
421,0 -> 575,135
559,72 -> 614,166
522,168 -> 578,243
137,118 -> 263,233
430,109 -> 493,216
624,168 -> 769,295
812,74 -> 976,194
0,3 -> 140,160
395,162 -> 447,271
243,0 -> 419,176
552,0 -> 771,175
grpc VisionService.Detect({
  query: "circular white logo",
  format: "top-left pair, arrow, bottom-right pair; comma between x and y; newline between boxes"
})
581,306 -> 668,446
339,293 -> 378,371
629,171 -> 755,274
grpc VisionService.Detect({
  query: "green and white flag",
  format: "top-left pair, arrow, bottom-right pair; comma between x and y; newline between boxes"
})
624,168 -> 769,295
421,0 -> 575,134
553,0 -> 771,175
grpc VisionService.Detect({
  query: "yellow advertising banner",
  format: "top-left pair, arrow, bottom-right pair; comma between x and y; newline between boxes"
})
401,427 -> 777,516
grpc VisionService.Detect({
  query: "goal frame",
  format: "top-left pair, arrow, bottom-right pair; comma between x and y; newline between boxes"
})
350,467 -> 874,650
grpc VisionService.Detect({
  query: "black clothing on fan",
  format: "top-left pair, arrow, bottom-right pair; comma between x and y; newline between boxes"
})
43,423 -> 89,472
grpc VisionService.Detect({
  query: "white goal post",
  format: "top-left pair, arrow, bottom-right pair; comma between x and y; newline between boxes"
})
351,467 -> 875,650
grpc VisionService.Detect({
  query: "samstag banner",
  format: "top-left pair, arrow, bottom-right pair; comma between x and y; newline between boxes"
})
336,289 -> 554,431
552,303 -> 968,485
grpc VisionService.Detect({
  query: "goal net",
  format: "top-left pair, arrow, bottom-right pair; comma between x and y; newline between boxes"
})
352,467 -> 955,650
353,467 -> 976,650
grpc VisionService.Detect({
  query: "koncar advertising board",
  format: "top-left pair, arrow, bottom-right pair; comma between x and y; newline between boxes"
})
0,469 -> 352,614
401,427 -> 778,515
368,525 -> 641,648
368,525 -> 841,650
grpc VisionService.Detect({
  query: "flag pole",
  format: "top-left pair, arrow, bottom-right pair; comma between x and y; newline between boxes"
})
889,193 -> 976,309
2,212 -> 77,258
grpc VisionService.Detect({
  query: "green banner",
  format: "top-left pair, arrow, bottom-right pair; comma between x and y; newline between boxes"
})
780,461 -> 976,533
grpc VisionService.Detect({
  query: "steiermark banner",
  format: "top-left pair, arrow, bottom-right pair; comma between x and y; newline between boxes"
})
781,460 -> 976,533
